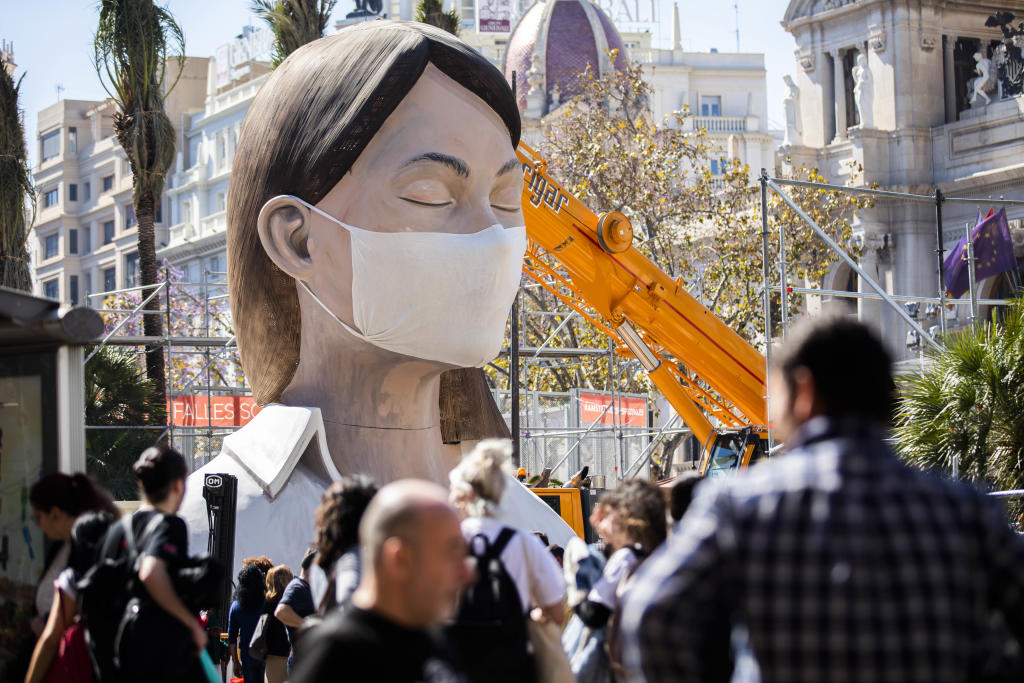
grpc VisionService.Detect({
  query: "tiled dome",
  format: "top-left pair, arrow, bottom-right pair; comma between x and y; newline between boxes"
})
504,0 -> 628,116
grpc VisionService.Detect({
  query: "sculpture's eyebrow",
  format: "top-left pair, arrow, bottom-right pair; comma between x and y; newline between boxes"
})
497,158 -> 521,176
401,152 -> 470,178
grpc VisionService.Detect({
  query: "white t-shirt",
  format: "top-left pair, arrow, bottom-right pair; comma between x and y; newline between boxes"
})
460,516 -> 566,613
587,546 -> 639,609
36,542 -> 70,617
55,567 -> 77,602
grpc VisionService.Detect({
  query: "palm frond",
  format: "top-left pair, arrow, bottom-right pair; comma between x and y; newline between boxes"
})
251,0 -> 337,67
896,298 -> 1024,507
93,0 -> 184,203
415,0 -> 460,35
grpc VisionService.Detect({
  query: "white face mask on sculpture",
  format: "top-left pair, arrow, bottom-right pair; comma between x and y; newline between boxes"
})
286,196 -> 527,368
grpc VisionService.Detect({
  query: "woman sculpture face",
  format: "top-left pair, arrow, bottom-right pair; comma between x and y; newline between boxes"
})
258,63 -> 525,363
228,23 -> 525,481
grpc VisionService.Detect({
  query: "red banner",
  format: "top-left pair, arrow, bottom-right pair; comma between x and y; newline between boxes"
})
168,395 -> 262,427
578,392 -> 647,427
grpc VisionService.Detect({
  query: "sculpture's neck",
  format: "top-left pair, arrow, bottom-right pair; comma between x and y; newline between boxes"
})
281,344 -> 459,483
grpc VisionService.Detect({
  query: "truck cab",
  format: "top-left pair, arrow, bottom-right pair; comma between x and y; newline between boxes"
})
698,427 -> 770,477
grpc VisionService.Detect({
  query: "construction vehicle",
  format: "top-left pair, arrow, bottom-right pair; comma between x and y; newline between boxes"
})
516,142 -> 769,496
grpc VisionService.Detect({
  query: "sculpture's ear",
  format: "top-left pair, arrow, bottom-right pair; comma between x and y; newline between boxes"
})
257,195 -> 314,280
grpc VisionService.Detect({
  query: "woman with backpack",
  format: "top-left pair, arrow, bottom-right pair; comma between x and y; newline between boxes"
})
109,445 -> 208,683
228,564 -> 266,682
24,509 -> 119,683
17,474 -> 119,656
447,439 -> 567,683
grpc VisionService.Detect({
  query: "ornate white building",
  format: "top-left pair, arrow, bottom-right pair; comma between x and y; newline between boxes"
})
780,0 -> 1024,357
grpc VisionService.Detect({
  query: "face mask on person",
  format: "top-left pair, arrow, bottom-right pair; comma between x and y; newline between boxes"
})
282,195 -> 527,368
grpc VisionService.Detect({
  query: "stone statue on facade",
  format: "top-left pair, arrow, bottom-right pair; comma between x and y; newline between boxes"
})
549,84 -> 561,108
782,74 -> 802,146
852,53 -> 872,128
526,53 -> 545,116
970,51 -> 998,105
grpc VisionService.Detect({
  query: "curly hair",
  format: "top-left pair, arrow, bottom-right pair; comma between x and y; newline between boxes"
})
315,475 -> 378,570
448,439 -> 511,518
234,564 -> 266,612
600,479 -> 667,555
242,556 -> 274,575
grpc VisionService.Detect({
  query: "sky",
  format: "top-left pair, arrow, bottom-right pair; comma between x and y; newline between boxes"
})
4,0 -> 796,169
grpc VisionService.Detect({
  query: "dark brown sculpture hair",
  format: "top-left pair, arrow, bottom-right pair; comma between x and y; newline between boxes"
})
228,20 -> 521,406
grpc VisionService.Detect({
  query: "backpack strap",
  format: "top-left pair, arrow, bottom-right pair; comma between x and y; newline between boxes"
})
126,512 -> 166,570
488,527 -> 517,557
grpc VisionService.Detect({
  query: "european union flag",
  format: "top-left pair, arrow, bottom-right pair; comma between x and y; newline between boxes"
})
943,207 -> 1016,299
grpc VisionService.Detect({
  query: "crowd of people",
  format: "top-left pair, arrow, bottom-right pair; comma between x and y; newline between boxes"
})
13,316 -> 1024,683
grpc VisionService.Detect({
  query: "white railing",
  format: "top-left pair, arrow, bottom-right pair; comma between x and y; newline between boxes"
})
692,116 -> 747,133
168,222 -> 192,244
209,75 -> 268,115
173,166 -> 202,189
200,211 -> 227,237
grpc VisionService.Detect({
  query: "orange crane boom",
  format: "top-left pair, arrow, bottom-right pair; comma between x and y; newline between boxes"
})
516,142 -> 767,452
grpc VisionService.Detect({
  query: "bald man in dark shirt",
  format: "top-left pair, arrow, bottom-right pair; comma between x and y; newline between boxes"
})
292,480 -> 473,683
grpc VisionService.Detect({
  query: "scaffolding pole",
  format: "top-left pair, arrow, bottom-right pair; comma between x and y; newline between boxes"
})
759,170 -> 774,452
766,178 -> 941,352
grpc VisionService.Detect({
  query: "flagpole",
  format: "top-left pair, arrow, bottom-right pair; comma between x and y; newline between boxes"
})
966,222 -> 978,325
935,189 -> 947,336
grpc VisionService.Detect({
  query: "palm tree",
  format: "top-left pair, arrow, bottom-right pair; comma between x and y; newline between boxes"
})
895,298 -> 1024,513
93,0 -> 186,402
415,0 -> 460,35
85,346 -> 167,499
251,0 -> 337,68
0,60 -> 33,292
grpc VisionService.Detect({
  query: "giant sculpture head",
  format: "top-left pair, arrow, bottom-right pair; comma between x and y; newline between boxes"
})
227,22 -> 524,479
229,22 -> 524,401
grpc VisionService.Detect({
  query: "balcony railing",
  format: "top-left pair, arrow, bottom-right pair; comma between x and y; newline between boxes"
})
200,211 -> 227,237
692,116 -> 747,133
167,210 -> 227,246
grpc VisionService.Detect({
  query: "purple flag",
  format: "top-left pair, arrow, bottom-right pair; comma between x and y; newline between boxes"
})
943,207 -> 1016,299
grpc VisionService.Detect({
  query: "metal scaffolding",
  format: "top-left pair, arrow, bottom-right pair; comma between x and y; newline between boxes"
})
85,268 -> 246,471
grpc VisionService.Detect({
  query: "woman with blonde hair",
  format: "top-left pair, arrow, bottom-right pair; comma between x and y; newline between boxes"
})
262,565 -> 293,683
447,439 -> 566,682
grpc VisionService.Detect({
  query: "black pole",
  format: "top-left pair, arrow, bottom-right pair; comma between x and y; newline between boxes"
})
203,473 -> 237,632
511,295 -> 520,468
510,70 -> 521,468
935,189 -> 947,336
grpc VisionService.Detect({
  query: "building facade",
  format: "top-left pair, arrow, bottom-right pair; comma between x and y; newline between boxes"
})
781,0 -> 1024,356
159,33 -> 272,286
31,58 -> 208,306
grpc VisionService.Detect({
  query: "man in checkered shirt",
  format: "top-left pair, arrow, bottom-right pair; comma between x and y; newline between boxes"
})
622,316 -> 1024,682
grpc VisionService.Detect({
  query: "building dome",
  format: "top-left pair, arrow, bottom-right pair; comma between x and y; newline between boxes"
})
504,0 -> 628,116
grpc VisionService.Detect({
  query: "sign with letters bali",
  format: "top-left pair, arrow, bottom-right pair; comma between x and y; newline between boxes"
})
169,395 -> 263,427
479,0 -> 511,32
577,391 -> 647,427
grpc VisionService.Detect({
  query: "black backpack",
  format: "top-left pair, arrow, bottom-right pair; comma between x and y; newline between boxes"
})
446,527 -> 535,683
77,512 -> 162,683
